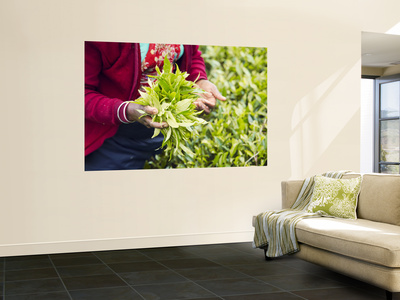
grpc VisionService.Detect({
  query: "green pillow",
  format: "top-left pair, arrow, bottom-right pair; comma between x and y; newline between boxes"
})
307,176 -> 362,219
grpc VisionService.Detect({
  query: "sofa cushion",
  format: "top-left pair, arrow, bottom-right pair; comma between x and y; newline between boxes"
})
307,176 -> 362,219
357,174 -> 400,226
296,217 -> 400,268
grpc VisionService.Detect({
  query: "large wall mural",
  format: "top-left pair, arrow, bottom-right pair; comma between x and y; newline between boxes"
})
85,42 -> 267,170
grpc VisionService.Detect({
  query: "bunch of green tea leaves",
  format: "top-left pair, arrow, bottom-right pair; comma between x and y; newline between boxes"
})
130,56 -> 207,159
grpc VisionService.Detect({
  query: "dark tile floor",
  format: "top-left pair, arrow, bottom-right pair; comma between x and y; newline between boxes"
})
1,242 -> 399,300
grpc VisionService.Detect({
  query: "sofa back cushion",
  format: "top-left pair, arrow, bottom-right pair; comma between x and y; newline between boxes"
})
356,174 -> 400,226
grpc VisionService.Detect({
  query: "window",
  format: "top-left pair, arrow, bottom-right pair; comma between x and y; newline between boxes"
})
374,74 -> 400,174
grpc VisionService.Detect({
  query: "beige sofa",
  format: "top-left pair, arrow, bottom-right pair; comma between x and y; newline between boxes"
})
258,173 -> 400,300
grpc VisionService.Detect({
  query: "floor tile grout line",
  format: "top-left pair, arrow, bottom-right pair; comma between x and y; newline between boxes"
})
294,266 -> 386,298
287,286 -> 388,300
2,264 -> 63,284
2,243 -> 396,300
266,258 -> 389,298
285,291 -> 309,300
137,247 -> 203,261
57,284 -> 142,294
150,261 -> 225,300
3,257 -> 74,299
91,252 -> 147,300
0,258 -> 307,300
181,247 -> 305,300
203,251 -> 325,298
133,249 -> 224,299
215,263 -> 290,295
3,266 -> 66,275
218,252 -> 386,299
217,291 -> 307,300
288,285 -> 388,299
1,290 -> 74,298
48,254 -> 74,300
220,259 -> 345,297
139,244 -> 310,300
2,275 -> 61,284
107,245 -> 393,300
220,244 -> 264,256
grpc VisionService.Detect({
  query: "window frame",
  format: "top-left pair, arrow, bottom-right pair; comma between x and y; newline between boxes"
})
373,74 -> 400,174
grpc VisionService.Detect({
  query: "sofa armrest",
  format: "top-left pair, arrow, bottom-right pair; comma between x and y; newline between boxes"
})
281,180 -> 304,209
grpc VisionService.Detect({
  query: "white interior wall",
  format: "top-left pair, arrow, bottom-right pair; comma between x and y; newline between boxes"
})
1,0 -> 399,257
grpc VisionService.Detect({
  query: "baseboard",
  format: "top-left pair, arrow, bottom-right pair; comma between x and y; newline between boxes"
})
0,230 -> 254,257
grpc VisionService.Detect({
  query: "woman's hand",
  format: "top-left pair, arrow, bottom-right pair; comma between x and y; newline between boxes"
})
194,79 -> 226,114
126,102 -> 168,129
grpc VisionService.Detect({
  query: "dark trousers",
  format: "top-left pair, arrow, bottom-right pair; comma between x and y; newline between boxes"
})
85,123 -> 163,171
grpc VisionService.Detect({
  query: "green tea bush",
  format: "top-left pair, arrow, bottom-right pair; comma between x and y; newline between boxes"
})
144,45 -> 268,169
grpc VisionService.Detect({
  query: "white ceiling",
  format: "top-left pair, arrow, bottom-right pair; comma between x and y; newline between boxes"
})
362,31 -> 400,67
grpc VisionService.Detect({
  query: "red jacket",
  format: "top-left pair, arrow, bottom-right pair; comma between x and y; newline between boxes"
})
85,42 -> 208,156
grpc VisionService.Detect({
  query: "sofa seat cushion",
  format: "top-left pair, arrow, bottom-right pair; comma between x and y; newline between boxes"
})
296,217 -> 400,268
